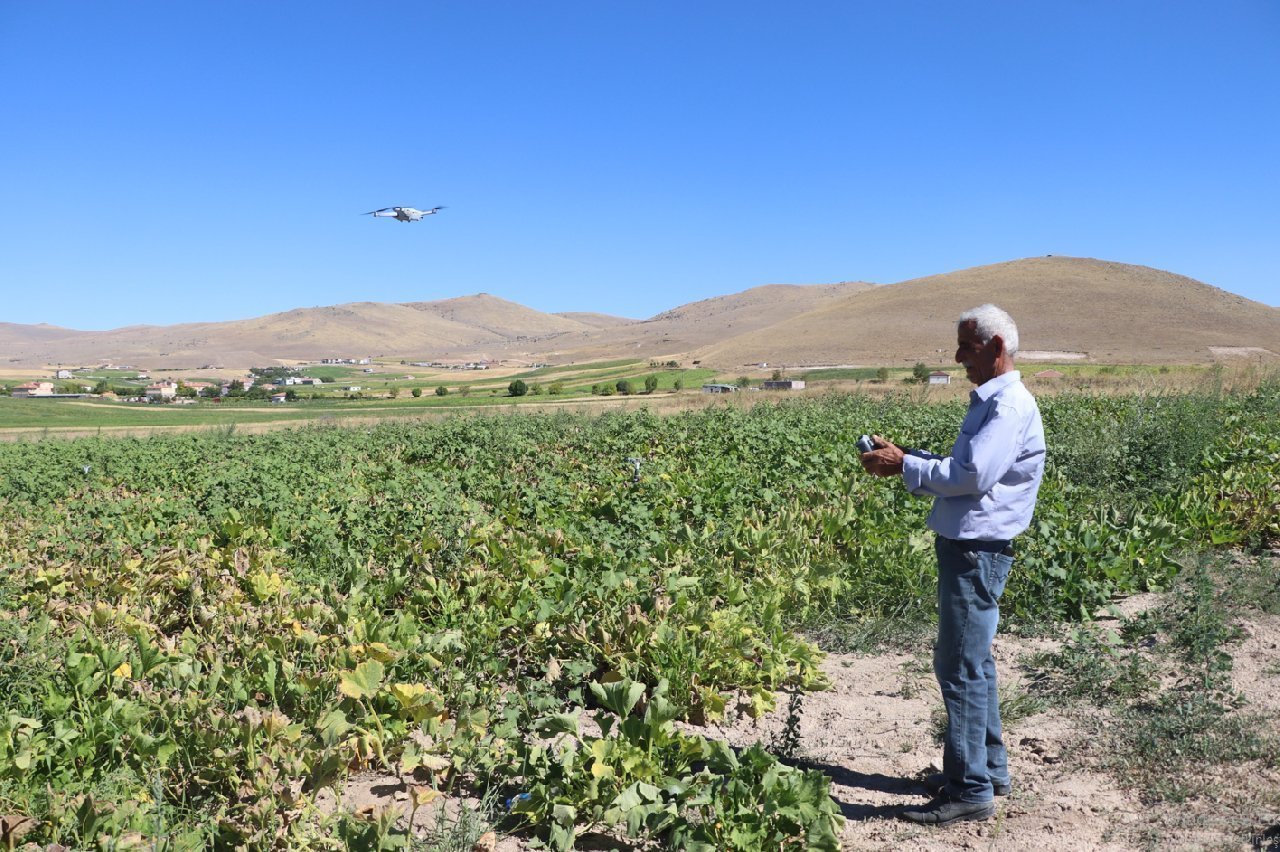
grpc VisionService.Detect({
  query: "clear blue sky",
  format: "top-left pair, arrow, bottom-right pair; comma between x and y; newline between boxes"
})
3,1 -> 1278,330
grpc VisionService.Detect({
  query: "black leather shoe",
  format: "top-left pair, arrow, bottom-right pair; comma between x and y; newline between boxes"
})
924,772 -> 1011,797
898,796 -> 995,825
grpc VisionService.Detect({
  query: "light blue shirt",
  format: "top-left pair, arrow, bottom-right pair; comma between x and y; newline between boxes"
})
901,370 -> 1045,542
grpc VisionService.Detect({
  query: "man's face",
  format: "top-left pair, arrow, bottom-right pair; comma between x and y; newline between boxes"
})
955,321 -> 1002,385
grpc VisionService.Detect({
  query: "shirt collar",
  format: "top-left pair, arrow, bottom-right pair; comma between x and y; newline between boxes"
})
970,370 -> 1021,404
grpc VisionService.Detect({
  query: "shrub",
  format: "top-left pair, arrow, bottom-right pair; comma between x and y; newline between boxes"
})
508,380 -> 528,397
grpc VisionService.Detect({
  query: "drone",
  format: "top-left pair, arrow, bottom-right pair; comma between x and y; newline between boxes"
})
363,206 -> 445,223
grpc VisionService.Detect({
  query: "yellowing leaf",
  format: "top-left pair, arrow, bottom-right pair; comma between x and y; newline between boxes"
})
364,642 -> 396,662
113,662 -> 132,679
390,683 -> 427,705
417,753 -> 451,773
338,660 -> 385,700
408,784 -> 442,807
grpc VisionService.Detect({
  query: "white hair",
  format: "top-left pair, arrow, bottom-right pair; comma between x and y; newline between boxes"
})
958,304 -> 1019,356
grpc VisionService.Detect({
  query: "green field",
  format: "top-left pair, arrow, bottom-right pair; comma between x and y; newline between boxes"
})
0,368 -> 722,432
0,385 -> 1275,848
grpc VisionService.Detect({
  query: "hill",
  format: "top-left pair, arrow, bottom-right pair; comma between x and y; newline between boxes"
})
691,257 -> 1280,367
2,257 -> 1276,369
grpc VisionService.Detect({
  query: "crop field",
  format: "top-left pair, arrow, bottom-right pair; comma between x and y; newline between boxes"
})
0,386 -> 1277,849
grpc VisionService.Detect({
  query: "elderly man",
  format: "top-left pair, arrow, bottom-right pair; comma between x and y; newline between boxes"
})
861,304 -> 1045,825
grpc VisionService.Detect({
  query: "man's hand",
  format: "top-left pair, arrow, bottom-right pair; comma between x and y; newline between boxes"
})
860,435 -> 905,477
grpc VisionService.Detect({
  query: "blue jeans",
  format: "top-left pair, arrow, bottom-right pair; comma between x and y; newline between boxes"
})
934,536 -> 1013,804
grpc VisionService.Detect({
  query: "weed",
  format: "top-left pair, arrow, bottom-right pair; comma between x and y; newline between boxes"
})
896,657 -> 932,700
412,787 -> 502,851
771,689 -> 805,761
1028,552 -> 1280,805
804,612 -> 935,655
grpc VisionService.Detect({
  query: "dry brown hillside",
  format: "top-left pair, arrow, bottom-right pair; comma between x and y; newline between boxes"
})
552,312 -> 635,329
692,257 -> 1280,368
4,257 -> 1276,369
507,281 -> 874,364
0,297 -> 601,367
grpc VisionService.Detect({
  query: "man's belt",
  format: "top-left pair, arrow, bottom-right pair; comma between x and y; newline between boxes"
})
938,535 -> 1014,557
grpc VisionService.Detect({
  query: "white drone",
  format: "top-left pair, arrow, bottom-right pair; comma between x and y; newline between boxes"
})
363,206 -> 446,223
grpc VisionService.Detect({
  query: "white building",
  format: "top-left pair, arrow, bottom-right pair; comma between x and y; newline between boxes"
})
145,381 -> 178,401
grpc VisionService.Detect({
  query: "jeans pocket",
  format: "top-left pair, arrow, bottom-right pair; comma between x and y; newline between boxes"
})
981,552 -> 1014,600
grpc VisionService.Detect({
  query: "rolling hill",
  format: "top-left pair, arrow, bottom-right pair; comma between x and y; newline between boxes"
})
2,257 -> 1276,370
689,257 -> 1280,367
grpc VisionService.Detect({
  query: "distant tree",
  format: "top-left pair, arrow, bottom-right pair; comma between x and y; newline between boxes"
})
285,389 -> 298,401
529,383 -> 543,396
245,385 -> 269,400
227,379 -> 245,398
615,379 -> 633,396
644,375 -> 659,394
548,381 -> 565,395
770,369 -> 783,381
320,376 -> 335,383
176,383 -> 197,399
591,384 -> 600,395
388,386 -> 399,398
672,377 -> 683,392
599,384 -> 615,396
735,376 -> 751,389
912,362 -> 930,383
93,379 -> 111,395
666,360 -> 679,368
876,367 -> 889,383
412,387 -> 423,398
434,385 -> 448,396
460,386 -> 472,397
508,379 -> 528,397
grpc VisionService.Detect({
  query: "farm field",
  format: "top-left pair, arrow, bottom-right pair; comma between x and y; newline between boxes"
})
0,386 -> 1277,849
3,362 -> 1264,441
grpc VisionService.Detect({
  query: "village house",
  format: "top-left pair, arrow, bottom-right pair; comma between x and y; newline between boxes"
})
761,379 -> 806,391
55,369 -> 73,380
928,371 -> 952,385
145,380 -> 178,402
184,381 -> 214,396
701,383 -> 738,394
270,392 -> 288,404
12,382 -> 56,398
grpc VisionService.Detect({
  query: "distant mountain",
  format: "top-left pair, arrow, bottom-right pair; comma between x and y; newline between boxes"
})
2,257 -> 1276,368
